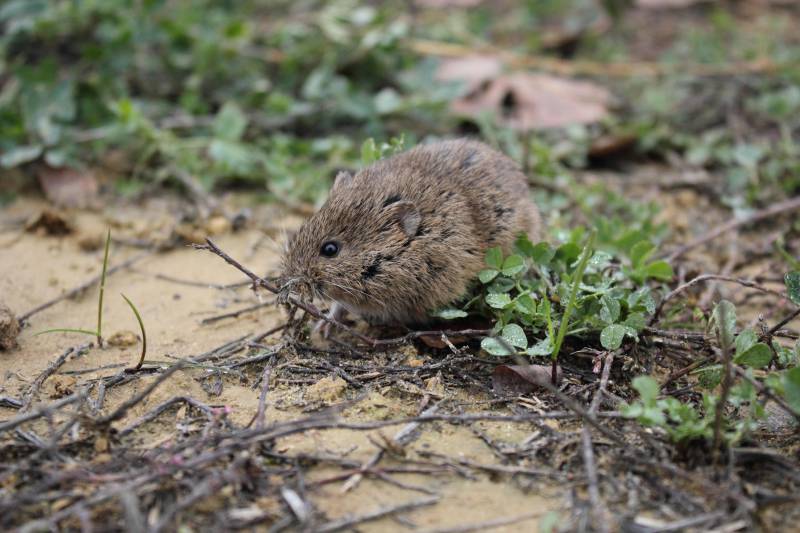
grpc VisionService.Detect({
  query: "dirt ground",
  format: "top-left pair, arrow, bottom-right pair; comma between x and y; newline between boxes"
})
1,161 -> 798,531
1,195 -> 569,531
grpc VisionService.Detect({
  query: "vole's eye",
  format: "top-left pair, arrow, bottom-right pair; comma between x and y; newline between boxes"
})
320,241 -> 340,258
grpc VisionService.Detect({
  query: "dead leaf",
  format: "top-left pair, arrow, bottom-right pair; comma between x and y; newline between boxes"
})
36,166 -> 99,209
0,304 -> 20,350
436,55 -> 504,94
25,209 -> 73,236
445,71 -> 611,130
588,133 -> 637,159
46,375 -> 76,399
492,364 -> 562,396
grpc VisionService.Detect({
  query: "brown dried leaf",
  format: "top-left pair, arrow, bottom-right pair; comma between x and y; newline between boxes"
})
492,364 -> 562,396
446,71 -> 611,130
36,166 -> 99,208
436,55 -> 504,94
25,209 -> 73,236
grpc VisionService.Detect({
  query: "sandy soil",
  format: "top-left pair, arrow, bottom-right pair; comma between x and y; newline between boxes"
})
0,195 -> 564,531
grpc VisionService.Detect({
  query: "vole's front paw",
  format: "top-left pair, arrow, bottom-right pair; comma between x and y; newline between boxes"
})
311,302 -> 346,341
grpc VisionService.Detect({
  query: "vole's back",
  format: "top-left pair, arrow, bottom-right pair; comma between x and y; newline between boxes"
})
282,139 -> 542,325
357,139 -> 541,251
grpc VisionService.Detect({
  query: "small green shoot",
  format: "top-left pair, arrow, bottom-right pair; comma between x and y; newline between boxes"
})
97,228 -> 111,345
34,229 -> 148,370
551,231 -> 595,362
121,293 -> 147,371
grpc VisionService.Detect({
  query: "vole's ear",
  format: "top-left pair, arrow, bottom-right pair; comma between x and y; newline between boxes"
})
330,170 -> 353,195
385,200 -> 420,238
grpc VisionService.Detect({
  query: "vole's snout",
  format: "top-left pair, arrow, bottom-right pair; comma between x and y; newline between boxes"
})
276,276 -> 315,304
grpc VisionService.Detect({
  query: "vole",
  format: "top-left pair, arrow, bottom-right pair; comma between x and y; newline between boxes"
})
281,139 -> 542,329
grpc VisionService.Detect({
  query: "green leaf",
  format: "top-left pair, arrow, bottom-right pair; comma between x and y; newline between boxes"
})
696,365 -> 723,389
712,300 -> 737,346
490,276 -> 515,293
485,293 -> 512,309
361,138 -> 379,164
481,337 -> 514,356
600,324 -> 626,349
514,293 -> 537,316
485,247 -> 503,270
734,343 -> 772,369
599,295 -> 620,324
785,272 -> 800,305
526,337 -> 553,356
374,88 -> 402,114
478,269 -> 499,284
643,261 -> 674,281
783,367 -> 800,412
630,240 -> 655,269
213,102 -> 248,141
555,242 -> 581,265
632,375 -> 660,404
0,144 -> 43,168
734,329 -> 758,356
501,323 -> 527,349
501,254 -> 525,276
623,312 -> 647,332
517,237 -> 554,266
433,308 -> 468,320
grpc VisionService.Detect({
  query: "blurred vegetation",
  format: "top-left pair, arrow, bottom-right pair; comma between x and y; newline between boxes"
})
2,0 -> 800,208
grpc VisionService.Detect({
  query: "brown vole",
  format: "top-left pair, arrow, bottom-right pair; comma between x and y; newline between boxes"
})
281,139 -> 542,327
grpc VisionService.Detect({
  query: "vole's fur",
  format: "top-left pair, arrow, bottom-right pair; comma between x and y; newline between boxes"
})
282,139 -> 542,326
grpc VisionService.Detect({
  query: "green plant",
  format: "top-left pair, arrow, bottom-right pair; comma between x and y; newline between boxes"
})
437,222 -> 673,359
623,294 -> 800,446
35,230 -> 147,368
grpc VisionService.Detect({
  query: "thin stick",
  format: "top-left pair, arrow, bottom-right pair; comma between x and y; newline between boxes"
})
768,307 -> 800,336
20,343 -> 92,412
18,252 -> 150,325
420,512 -> 541,533
200,300 -> 275,325
650,274 -> 796,326
666,196 -> 800,262
581,351 -> 614,533
408,38 -> 784,78
95,362 -> 186,425
315,496 -> 440,533
0,392 -> 86,434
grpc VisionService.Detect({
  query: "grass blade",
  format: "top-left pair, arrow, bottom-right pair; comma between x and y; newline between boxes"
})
121,293 -> 147,371
551,231 -> 596,363
34,328 -> 99,337
97,228 -> 112,346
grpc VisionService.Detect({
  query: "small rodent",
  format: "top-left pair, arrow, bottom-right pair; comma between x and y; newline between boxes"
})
282,139 -> 542,327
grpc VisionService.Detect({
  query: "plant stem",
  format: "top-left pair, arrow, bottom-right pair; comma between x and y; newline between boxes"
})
551,231 -> 596,383
97,228 -> 112,346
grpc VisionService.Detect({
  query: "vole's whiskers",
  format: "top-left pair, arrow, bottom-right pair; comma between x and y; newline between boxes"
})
325,280 -> 385,308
